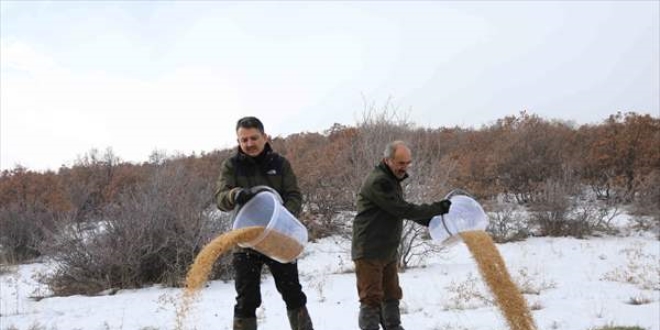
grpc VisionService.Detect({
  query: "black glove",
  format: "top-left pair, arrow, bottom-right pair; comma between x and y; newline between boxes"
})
437,199 -> 451,215
234,186 -> 271,205
417,218 -> 432,227
234,187 -> 257,205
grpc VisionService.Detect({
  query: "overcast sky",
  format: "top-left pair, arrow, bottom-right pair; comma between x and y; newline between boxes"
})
1,1 -> 658,171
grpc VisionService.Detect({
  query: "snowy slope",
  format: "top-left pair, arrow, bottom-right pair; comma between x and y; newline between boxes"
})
1,232 -> 658,330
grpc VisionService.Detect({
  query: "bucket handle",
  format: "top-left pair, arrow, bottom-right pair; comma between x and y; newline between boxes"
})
443,188 -> 476,200
439,214 -> 454,237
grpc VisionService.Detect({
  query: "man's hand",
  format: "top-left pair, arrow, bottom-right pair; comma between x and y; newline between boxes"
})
437,199 -> 451,215
234,186 -> 271,206
418,218 -> 431,227
234,187 -> 257,205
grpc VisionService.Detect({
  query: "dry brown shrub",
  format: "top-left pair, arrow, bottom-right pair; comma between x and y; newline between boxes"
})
459,231 -> 537,330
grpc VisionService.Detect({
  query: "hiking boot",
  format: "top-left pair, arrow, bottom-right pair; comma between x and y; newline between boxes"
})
381,300 -> 405,330
233,317 -> 257,330
287,306 -> 314,330
359,304 -> 381,330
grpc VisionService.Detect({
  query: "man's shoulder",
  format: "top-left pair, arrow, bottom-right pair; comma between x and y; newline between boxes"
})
371,175 -> 396,194
369,165 -> 391,179
363,166 -> 392,189
223,152 -> 241,166
268,150 -> 284,159
267,151 -> 292,165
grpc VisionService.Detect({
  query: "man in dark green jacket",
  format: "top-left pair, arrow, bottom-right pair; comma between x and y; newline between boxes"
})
216,116 -> 313,330
352,140 -> 451,330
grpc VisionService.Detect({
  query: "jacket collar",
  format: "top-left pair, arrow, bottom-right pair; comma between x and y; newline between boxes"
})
237,142 -> 273,163
377,160 -> 408,182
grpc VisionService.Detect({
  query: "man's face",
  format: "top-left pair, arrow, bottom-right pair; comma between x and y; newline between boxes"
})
385,146 -> 412,179
237,127 -> 267,157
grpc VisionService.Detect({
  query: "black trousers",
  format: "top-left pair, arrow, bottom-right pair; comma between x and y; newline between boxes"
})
232,250 -> 308,318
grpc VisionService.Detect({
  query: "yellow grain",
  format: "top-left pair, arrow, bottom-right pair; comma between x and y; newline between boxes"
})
459,231 -> 537,330
175,226 -> 303,330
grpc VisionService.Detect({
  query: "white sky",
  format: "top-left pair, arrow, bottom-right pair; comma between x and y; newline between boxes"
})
1,1 -> 658,171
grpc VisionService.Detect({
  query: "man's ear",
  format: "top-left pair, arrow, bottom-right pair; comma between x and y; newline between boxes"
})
264,133 -> 270,141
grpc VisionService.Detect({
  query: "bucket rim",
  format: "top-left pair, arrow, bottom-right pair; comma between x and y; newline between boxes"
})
430,191 -> 488,244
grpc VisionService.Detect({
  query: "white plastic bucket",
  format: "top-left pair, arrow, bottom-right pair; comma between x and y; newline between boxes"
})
429,194 -> 489,245
232,187 -> 308,263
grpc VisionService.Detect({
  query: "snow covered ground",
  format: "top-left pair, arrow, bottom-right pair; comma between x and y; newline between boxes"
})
2,228 -> 658,330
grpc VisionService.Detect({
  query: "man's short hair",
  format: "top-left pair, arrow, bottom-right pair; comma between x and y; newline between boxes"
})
236,116 -> 265,133
383,140 -> 408,159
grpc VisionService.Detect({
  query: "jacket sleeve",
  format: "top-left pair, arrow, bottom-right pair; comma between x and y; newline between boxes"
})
215,158 -> 240,211
411,217 -> 432,227
280,158 -> 303,217
363,177 -> 445,221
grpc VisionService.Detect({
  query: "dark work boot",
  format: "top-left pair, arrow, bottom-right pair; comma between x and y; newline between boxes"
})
233,317 -> 257,330
359,304 -> 381,330
287,306 -> 314,330
380,300 -> 405,330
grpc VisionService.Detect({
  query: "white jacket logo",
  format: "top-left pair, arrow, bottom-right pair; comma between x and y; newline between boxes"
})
267,169 -> 277,175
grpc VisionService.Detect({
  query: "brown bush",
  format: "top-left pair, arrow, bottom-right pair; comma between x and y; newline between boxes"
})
40,156 -> 231,296
486,202 -> 531,243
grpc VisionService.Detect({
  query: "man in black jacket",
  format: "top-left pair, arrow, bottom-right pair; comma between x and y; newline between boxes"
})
216,116 -> 313,330
352,140 -> 451,330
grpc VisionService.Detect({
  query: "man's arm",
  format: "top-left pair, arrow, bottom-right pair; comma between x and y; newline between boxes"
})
215,159 -> 241,211
280,158 -> 303,217
363,177 -> 446,221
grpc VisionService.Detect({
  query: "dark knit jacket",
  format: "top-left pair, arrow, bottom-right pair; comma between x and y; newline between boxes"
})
215,143 -> 302,217
351,161 -> 448,261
